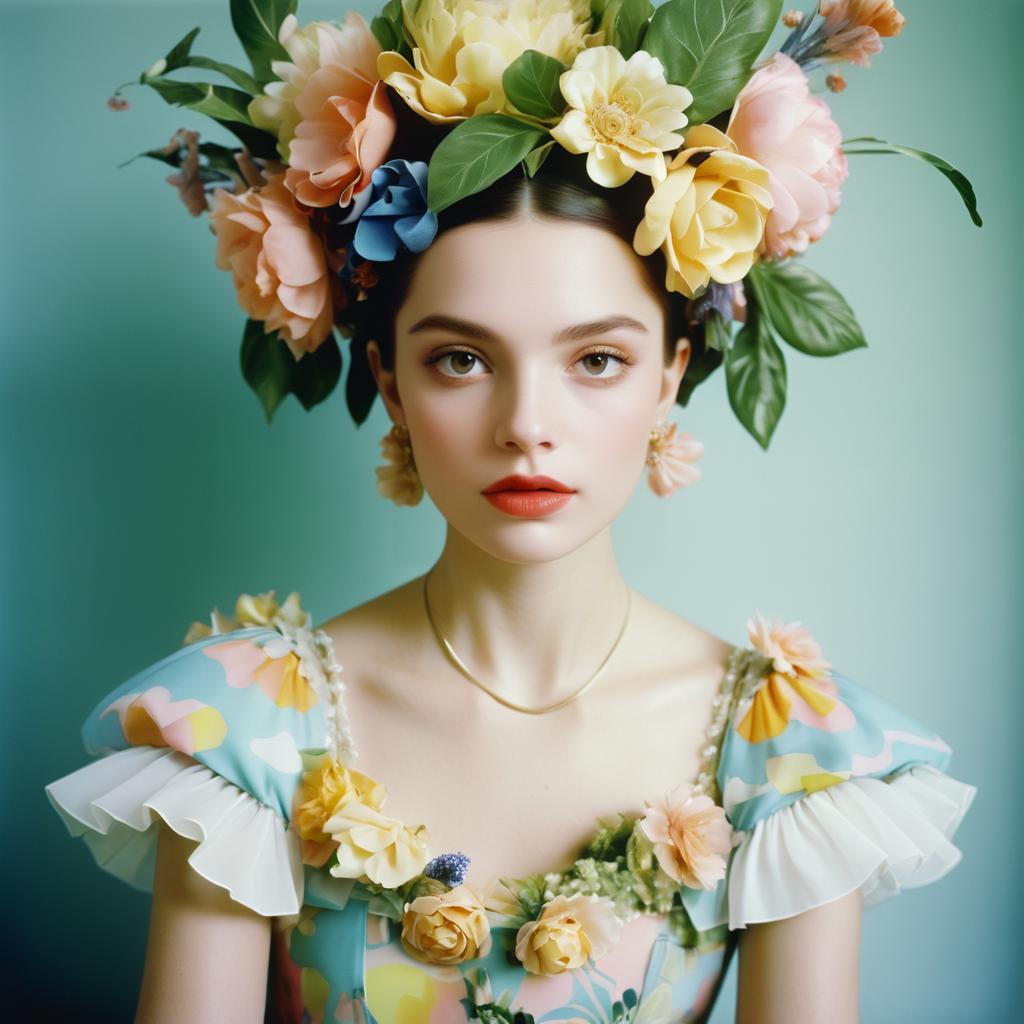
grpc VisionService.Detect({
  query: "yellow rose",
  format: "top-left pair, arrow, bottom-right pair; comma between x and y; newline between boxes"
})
550,46 -> 692,187
292,755 -> 387,868
400,883 -> 493,964
514,894 -> 623,975
325,800 -> 431,888
376,0 -> 603,124
633,124 -> 774,299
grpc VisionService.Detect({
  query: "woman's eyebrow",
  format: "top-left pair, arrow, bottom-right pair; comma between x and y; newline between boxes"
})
406,314 -> 650,343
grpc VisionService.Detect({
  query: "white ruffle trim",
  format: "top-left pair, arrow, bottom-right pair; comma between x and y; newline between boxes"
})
45,745 -> 304,917
727,764 -> 977,930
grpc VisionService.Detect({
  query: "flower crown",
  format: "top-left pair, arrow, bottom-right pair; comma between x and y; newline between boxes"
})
112,0 -> 980,449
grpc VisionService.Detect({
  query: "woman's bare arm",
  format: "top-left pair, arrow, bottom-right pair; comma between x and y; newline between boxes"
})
736,888 -> 863,1024
134,819 -> 272,1024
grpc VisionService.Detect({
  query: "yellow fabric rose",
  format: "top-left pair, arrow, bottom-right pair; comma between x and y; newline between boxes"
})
633,124 -> 774,299
550,46 -> 693,187
376,0 -> 603,124
325,800 -> 431,888
514,893 -> 623,975
400,883 -> 493,964
293,754 -> 388,868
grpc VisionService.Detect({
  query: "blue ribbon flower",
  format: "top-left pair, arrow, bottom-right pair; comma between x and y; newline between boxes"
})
351,159 -> 437,262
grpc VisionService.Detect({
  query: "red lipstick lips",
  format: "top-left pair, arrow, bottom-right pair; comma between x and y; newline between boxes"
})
481,475 -> 576,518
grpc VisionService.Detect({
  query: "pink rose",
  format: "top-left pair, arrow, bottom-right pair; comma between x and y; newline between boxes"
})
639,784 -> 733,890
726,53 -> 848,260
207,172 -> 336,357
284,11 -> 397,208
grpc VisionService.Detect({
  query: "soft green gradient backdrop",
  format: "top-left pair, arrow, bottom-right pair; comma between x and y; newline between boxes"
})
3,1 -> 1017,1019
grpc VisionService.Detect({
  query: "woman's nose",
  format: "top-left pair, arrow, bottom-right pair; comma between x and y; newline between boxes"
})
493,365 -> 562,453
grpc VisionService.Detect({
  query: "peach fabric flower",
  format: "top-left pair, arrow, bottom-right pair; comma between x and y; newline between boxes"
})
747,612 -> 832,679
639,783 -> 733,890
283,12 -> 396,209
818,0 -> 905,67
726,53 -> 848,260
207,172 -> 335,358
633,123 -> 773,299
376,424 -> 423,506
514,893 -> 623,975
293,755 -> 388,868
646,420 -> 703,496
400,883 -> 493,964
325,800 -> 431,888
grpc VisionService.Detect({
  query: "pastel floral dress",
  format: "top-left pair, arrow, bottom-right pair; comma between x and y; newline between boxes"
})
45,591 -> 976,1023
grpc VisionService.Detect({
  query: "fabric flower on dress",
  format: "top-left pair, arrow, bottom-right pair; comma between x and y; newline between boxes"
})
514,893 -> 623,975
632,124 -> 773,299
638,783 -> 733,890
280,10 -> 396,209
207,172 -> 337,358
818,0 -> 906,68
400,882 -> 493,964
646,420 -> 703,496
550,45 -> 693,187
293,754 -> 388,867
737,613 -> 856,743
325,799 -> 431,888
351,160 -> 438,262
376,0 -> 602,124
726,53 -> 849,260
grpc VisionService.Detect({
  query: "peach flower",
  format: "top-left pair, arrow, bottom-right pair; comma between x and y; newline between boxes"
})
646,420 -> 703,496
376,424 -> 423,506
746,612 -> 832,679
207,172 -> 335,358
639,783 -> 733,890
819,0 -> 905,67
514,894 -> 623,975
726,53 -> 848,260
293,755 -> 388,867
400,883 -> 493,964
283,12 -> 397,209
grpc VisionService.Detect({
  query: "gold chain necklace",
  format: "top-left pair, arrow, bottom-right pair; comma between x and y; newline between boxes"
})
422,570 -> 632,715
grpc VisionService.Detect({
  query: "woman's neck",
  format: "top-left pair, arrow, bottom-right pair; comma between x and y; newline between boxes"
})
425,526 -> 632,709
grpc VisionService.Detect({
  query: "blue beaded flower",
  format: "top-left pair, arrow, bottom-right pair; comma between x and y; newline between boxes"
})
424,852 -> 471,888
351,159 -> 437,262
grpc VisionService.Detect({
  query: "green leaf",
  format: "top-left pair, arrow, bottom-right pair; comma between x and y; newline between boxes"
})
291,334 -> 342,411
704,309 -> 733,353
154,26 -> 260,93
597,0 -> 656,58
724,300 -> 787,449
371,0 -> 413,60
643,0 -> 783,124
522,139 -> 556,178
229,0 -> 297,84
427,114 -> 547,213
676,339 -> 723,406
143,78 -> 255,125
746,262 -> 866,357
502,50 -> 567,120
240,318 -> 293,423
344,334 -> 379,426
842,135 -> 983,227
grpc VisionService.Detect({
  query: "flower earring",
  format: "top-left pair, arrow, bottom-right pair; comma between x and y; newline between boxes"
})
646,420 -> 704,496
376,422 -> 424,506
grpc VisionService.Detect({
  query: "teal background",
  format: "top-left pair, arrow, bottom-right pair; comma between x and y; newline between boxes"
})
2,0 -> 1016,1019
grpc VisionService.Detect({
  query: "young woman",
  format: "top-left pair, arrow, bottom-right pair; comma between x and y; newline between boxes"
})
45,160 -> 974,1024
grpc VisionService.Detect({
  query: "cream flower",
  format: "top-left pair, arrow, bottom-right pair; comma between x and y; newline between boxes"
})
747,612 -> 832,679
293,755 -> 388,868
639,783 -> 733,890
646,420 -> 703,496
401,883 -> 493,964
207,172 -> 337,357
376,0 -> 603,124
514,893 -> 623,975
183,589 -> 309,644
325,800 -> 430,888
726,53 -> 848,260
633,124 -> 773,299
550,46 -> 692,187
249,13 -> 390,164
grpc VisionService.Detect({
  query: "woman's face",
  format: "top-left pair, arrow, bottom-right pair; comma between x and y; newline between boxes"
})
368,216 -> 691,564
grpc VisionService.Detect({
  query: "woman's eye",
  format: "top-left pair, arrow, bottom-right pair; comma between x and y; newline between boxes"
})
430,350 -> 488,377
576,351 -> 627,378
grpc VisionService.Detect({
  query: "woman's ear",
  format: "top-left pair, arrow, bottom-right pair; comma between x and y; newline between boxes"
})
366,340 -> 406,426
655,336 -> 692,423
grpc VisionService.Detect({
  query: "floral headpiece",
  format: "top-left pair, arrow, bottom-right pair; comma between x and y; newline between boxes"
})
111,0 -> 979,449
